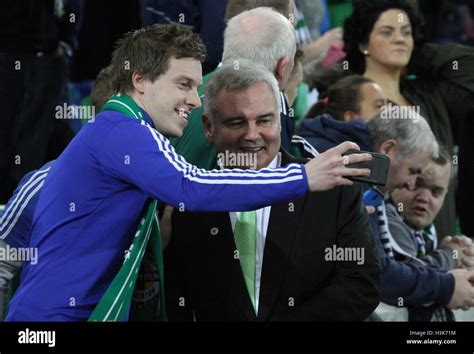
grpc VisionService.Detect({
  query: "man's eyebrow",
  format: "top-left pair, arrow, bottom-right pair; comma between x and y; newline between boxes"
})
175,75 -> 200,86
223,116 -> 244,122
222,112 -> 275,122
257,112 -> 276,119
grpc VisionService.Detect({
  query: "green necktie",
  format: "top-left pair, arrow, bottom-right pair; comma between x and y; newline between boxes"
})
234,211 -> 257,310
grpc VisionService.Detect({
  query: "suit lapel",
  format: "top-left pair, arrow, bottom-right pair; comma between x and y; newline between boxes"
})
257,151 -> 308,321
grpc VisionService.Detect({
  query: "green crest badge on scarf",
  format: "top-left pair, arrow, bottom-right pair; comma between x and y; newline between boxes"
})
88,95 -> 167,322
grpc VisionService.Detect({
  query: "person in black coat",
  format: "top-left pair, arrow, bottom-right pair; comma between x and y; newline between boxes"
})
164,61 -> 380,322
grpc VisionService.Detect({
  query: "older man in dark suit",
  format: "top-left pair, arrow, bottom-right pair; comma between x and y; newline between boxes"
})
163,60 -> 380,321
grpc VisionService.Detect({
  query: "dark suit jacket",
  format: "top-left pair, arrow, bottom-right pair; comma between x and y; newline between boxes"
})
164,151 -> 381,321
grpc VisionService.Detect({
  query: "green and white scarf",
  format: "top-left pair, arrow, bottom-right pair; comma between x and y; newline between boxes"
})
88,95 -> 167,322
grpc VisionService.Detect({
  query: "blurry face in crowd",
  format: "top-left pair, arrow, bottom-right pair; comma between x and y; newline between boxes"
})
391,160 -> 451,230
350,82 -> 387,121
361,9 -> 414,71
203,81 -> 281,170
285,60 -> 303,106
134,57 -> 202,137
382,144 -> 432,192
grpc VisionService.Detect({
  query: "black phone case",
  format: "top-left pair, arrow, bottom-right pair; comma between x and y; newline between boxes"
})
342,149 -> 390,186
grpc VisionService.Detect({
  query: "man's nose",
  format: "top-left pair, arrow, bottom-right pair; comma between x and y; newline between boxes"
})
244,122 -> 260,140
415,188 -> 430,203
187,88 -> 201,109
405,176 -> 417,190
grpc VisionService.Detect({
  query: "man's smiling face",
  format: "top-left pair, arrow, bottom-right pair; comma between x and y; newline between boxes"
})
140,57 -> 202,137
204,81 -> 281,170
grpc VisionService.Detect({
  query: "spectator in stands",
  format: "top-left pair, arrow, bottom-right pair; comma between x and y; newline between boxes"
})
305,75 -> 386,122
367,112 -> 474,321
171,7 -> 300,169
90,66 -> 116,111
297,102 -> 474,320
285,48 -> 305,107
0,0 -> 81,204
140,0 -> 228,75
297,75 -> 386,153
388,145 -> 474,271
340,0 -> 474,239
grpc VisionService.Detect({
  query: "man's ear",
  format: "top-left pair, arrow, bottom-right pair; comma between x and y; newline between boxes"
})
131,72 -> 146,94
275,56 -> 292,89
202,115 -> 214,144
379,139 -> 398,157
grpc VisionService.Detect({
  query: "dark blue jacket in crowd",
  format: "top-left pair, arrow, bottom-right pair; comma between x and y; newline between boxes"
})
140,0 -> 227,75
298,114 -> 373,153
297,114 -> 455,307
0,0 -> 82,54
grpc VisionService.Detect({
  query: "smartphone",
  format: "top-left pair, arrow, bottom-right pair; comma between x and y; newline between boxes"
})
342,149 -> 390,186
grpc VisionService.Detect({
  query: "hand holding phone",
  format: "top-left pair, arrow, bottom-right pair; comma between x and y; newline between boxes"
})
342,149 -> 390,186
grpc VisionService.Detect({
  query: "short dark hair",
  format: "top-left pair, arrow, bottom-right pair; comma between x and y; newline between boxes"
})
110,24 -> 206,94
343,0 -> 423,74
430,143 -> 454,183
225,0 -> 290,22
91,65 -> 115,111
305,75 -> 374,120
294,46 -> 305,64
432,143 -> 451,167
288,47 -> 305,78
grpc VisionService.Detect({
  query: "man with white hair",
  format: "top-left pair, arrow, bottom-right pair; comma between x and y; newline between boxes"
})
365,110 -> 474,320
296,104 -> 474,320
171,6 -> 301,169
388,144 -> 474,272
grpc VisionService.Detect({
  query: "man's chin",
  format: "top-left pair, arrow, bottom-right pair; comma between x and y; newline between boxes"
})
406,217 -> 430,231
164,127 -> 184,139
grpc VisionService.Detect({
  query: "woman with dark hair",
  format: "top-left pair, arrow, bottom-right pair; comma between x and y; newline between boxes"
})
342,0 -> 474,240
343,0 -> 423,78
297,74 -> 386,153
